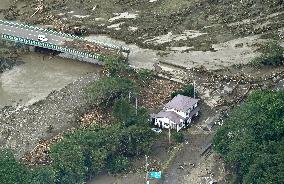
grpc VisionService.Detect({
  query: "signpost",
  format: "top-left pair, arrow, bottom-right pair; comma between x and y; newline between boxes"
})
145,155 -> 162,184
148,171 -> 162,179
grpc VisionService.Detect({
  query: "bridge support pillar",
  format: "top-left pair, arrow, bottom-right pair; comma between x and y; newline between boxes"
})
28,46 -> 35,52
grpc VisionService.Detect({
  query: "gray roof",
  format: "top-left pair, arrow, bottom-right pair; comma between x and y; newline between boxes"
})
164,94 -> 199,112
154,110 -> 185,124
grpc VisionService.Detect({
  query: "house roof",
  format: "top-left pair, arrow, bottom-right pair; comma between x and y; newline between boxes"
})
154,110 -> 185,124
164,94 -> 199,112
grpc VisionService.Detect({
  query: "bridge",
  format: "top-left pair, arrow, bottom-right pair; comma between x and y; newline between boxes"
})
0,20 -> 130,64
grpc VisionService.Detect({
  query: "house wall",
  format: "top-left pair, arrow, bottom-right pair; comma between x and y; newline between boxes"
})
186,102 -> 198,117
155,117 -> 173,129
155,118 -> 176,129
164,108 -> 186,118
177,120 -> 185,132
155,117 -> 185,132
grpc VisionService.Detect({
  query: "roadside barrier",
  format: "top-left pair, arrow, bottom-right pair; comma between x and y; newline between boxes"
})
0,19 -> 130,53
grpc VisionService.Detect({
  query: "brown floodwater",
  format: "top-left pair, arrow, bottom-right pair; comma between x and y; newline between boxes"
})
0,53 -> 99,108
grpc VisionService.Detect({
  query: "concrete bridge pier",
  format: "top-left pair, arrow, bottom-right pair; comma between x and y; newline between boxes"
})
28,46 -> 35,52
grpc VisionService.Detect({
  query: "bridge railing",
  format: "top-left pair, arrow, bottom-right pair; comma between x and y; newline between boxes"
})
0,19 -> 130,53
1,33 -> 112,62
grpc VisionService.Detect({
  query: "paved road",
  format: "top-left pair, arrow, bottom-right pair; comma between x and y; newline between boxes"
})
0,23 -> 72,45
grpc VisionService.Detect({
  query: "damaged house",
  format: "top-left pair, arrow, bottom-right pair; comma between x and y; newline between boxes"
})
152,94 -> 200,132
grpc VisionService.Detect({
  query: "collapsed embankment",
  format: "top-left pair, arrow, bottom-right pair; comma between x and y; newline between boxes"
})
0,72 -> 99,158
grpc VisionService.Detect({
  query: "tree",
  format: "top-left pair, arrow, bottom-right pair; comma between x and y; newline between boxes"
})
251,42 -> 284,66
104,58 -> 131,77
171,84 -> 195,98
50,141 -> 87,184
136,68 -> 155,84
213,90 -> 284,182
30,167 -> 55,184
172,132 -> 184,143
86,77 -> 137,106
113,98 -> 135,123
0,149 -> 31,184
106,155 -> 129,174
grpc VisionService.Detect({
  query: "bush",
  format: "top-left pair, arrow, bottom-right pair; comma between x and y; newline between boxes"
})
213,90 -> 284,182
104,58 -> 130,77
0,149 -> 31,184
106,155 -> 129,174
251,42 -> 284,66
86,77 -> 137,106
113,98 -> 135,123
30,167 -> 55,184
50,141 -> 87,184
136,68 -> 155,83
172,132 -> 184,143
171,84 -> 195,98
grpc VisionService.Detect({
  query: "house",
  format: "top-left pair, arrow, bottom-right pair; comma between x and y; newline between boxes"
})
152,94 -> 200,132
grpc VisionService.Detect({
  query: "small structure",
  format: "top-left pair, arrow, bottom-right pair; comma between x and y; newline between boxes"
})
152,94 -> 200,132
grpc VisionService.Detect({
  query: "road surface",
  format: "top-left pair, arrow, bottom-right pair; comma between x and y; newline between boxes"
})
0,23 -> 72,45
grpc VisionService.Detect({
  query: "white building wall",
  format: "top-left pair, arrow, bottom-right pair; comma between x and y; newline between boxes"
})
155,117 -> 179,130
164,108 -> 186,118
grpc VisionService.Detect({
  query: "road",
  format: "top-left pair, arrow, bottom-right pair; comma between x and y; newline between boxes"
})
0,23 -> 72,45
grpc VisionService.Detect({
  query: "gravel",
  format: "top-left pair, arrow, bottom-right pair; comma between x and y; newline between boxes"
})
0,72 -> 99,158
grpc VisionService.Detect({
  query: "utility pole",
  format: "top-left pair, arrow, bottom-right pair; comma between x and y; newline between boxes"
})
193,81 -> 196,99
145,155 -> 149,184
168,126 -> 171,145
128,91 -> 131,102
135,97 -> 138,115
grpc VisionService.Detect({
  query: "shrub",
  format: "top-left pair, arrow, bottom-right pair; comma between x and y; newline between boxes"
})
113,98 -> 135,123
213,90 -> 284,182
171,84 -> 195,98
30,167 -> 55,184
251,42 -> 284,66
0,149 -> 31,184
136,68 -> 155,83
86,77 -> 137,106
50,141 -> 87,184
172,132 -> 184,143
106,155 -> 129,174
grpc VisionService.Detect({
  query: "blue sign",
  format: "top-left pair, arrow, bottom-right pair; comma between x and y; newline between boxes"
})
148,171 -> 161,179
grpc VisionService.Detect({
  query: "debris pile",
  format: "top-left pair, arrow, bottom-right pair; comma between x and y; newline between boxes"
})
21,127 -> 76,166
139,78 -> 183,110
80,107 -> 113,127
63,40 -> 124,59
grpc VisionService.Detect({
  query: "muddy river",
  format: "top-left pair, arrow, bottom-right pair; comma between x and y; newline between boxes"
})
0,35 -> 159,109
0,53 -> 99,108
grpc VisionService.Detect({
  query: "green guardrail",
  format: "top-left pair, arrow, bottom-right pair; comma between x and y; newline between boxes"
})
0,19 -> 130,53
1,33 -> 107,61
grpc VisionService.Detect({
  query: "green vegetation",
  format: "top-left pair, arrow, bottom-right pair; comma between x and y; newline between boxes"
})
0,149 -> 31,184
104,58 -> 131,77
171,84 -> 195,98
251,42 -> 284,66
213,90 -> 284,183
0,59 -> 158,183
172,132 -> 184,143
0,119 -> 155,183
49,122 -> 155,182
136,68 -> 155,84
86,77 -> 137,106
113,98 -> 135,123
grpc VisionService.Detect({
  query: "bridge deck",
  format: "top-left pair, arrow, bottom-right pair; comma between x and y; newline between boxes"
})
0,20 -> 130,62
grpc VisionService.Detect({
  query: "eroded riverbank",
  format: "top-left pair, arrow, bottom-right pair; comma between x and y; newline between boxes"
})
0,71 -> 100,158
0,53 -> 100,108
